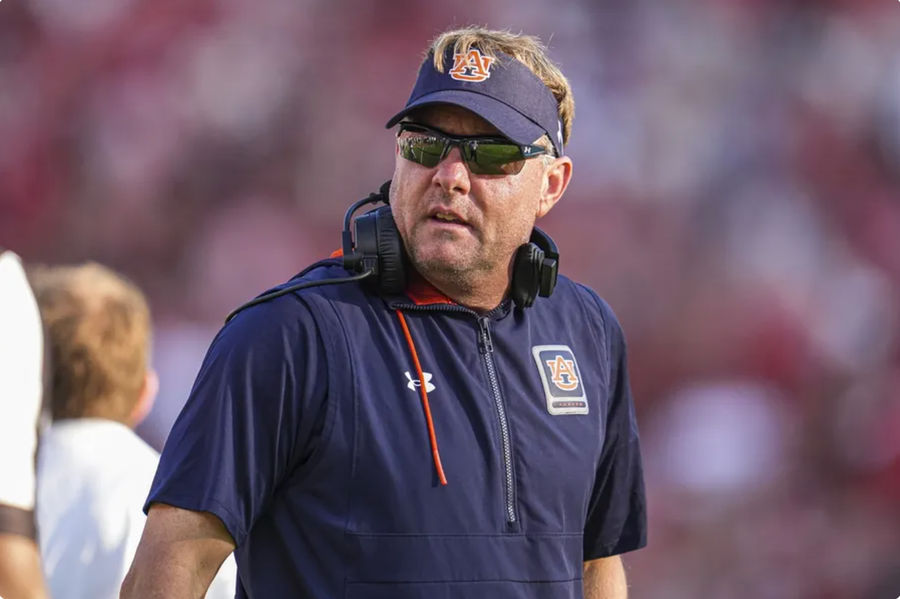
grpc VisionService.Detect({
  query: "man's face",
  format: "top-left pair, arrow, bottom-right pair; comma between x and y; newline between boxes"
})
390,105 -> 551,292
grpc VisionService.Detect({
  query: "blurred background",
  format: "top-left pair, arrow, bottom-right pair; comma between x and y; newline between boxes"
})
2,0 -> 900,596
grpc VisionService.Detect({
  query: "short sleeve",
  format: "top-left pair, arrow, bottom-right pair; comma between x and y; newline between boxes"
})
0,251 -> 43,522
582,296 -> 647,559
145,294 -> 329,546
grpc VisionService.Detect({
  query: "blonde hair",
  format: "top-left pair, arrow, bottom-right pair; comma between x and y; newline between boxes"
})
30,262 -> 151,423
429,26 -> 575,146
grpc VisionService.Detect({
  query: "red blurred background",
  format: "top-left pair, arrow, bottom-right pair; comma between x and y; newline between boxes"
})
2,1 -> 899,597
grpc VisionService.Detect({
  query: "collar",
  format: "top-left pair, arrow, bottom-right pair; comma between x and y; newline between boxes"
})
405,272 -> 456,306
390,271 -> 512,320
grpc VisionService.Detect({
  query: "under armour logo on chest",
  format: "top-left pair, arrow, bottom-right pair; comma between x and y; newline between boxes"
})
405,371 -> 436,393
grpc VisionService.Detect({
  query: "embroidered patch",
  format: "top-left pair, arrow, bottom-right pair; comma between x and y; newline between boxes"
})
532,345 -> 588,415
448,49 -> 495,82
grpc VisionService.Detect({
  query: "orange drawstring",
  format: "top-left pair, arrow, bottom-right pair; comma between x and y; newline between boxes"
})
395,310 -> 448,486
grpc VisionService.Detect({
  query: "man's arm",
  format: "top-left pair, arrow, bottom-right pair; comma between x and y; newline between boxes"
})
583,555 -> 627,599
0,532 -> 48,599
120,503 -> 235,599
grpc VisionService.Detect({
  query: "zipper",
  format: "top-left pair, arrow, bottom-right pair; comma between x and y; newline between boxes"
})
392,302 -> 518,525
477,316 -> 517,524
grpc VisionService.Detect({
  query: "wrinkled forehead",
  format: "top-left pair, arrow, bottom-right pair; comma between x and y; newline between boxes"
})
403,104 -> 504,138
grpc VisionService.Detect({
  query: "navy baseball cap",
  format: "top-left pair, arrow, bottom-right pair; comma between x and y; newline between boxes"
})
386,47 -> 565,157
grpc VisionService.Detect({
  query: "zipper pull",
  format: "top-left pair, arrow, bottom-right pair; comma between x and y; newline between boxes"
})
477,316 -> 494,354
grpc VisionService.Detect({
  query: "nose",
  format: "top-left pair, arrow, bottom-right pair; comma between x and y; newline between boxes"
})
431,146 -> 471,195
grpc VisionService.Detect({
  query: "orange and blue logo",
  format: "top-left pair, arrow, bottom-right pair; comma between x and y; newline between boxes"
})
448,49 -> 495,82
532,345 -> 588,415
545,355 -> 579,391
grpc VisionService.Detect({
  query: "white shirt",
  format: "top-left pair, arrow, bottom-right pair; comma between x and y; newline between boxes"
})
37,419 -> 237,599
0,251 -> 43,511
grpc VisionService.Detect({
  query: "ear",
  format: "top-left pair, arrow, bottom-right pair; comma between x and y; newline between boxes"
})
536,156 -> 573,219
128,369 -> 159,428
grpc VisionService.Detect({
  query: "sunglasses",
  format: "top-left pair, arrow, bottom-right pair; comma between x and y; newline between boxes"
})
396,122 -> 551,175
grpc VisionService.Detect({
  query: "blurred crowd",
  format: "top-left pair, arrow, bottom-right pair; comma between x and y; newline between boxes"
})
1,0 -> 899,597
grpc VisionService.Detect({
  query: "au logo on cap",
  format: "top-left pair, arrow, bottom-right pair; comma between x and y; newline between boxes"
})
448,49 -> 495,82
532,345 -> 588,415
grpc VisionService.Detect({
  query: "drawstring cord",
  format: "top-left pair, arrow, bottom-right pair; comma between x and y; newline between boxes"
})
395,309 -> 448,486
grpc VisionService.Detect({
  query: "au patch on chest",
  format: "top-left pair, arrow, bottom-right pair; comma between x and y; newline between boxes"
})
532,345 -> 589,415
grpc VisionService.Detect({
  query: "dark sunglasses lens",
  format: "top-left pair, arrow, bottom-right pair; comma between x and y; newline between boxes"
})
466,143 -> 527,175
398,136 -> 446,168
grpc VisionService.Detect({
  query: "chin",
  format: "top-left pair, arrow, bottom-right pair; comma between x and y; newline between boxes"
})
416,253 -> 471,275
411,245 -> 475,278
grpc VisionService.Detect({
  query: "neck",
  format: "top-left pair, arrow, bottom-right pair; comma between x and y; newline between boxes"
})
411,268 -> 508,313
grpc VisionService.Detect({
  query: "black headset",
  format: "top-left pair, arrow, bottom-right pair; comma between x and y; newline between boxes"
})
226,181 -> 559,322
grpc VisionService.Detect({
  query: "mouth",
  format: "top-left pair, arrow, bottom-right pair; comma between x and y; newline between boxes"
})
427,208 -> 471,229
432,212 -> 464,224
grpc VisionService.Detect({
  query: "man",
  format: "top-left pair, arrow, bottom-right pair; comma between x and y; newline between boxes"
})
0,250 -> 49,599
123,27 -> 646,599
30,263 -> 236,599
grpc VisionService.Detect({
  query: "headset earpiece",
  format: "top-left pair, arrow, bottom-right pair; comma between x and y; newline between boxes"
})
531,227 -> 559,297
370,206 -> 406,294
343,181 -> 408,295
511,243 -> 543,309
510,226 -> 559,309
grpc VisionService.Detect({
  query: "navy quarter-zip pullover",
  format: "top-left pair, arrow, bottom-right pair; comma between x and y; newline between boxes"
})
147,259 -> 647,598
